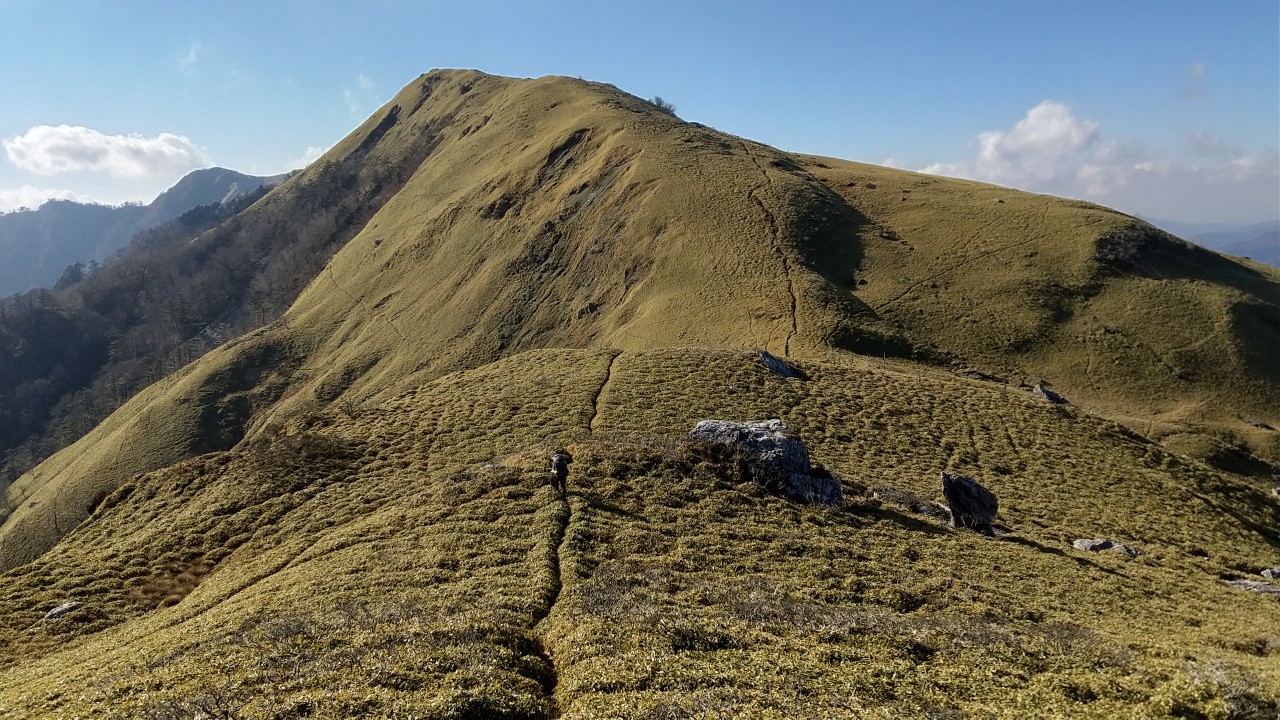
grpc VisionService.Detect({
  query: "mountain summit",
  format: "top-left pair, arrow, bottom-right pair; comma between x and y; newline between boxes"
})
1,70 -> 1276,718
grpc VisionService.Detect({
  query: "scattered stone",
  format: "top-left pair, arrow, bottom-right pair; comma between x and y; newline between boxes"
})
1072,539 -> 1140,557
689,419 -> 841,505
1262,568 -> 1280,580
42,602 -> 82,620
873,486 -> 953,522
1033,383 -> 1069,405
940,471 -> 998,536
962,369 -> 1005,383
1225,579 -> 1280,595
757,350 -> 799,379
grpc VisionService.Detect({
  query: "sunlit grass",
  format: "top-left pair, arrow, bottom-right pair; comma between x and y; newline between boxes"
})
1,348 -> 1275,718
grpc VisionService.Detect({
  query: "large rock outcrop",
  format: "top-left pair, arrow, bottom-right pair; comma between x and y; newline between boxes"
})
689,419 -> 842,505
940,471 -> 998,536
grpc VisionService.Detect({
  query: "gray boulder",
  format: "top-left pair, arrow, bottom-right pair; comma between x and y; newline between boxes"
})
940,472 -> 998,536
1032,383 -> 1069,405
758,350 -> 800,379
689,419 -> 841,505
1072,539 -> 1139,557
42,601 -> 82,620
1225,579 -> 1280,595
1262,567 -> 1280,580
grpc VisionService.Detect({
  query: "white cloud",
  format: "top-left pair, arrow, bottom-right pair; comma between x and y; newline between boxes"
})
930,100 -> 1100,187
357,73 -> 374,89
916,102 -> 1279,222
289,145 -> 329,170
178,42 -> 201,73
1073,138 -> 1165,195
0,185 -> 103,213
3,125 -> 210,179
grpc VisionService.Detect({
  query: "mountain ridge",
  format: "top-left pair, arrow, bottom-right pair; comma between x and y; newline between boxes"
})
4,67 -> 1276,571
0,69 -> 1277,717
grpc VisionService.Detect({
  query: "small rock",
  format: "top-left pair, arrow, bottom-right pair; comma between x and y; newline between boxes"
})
1226,579 -> 1280,595
1072,539 -> 1139,557
43,602 -> 82,620
963,369 -> 1004,383
1262,567 -> 1280,580
757,350 -> 799,379
1032,383 -> 1069,405
689,419 -> 841,505
940,472 -> 998,536
871,486 -> 951,522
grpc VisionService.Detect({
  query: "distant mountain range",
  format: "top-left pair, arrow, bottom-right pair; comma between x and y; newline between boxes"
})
0,168 -> 286,296
1144,217 -> 1280,267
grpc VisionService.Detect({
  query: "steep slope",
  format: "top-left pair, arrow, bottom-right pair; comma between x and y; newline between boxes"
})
3,68 -> 1276,572
0,349 -> 1276,717
0,69 -> 885,570
0,101 -> 451,509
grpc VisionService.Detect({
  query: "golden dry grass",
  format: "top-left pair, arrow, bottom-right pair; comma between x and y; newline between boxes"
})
6,70 -> 1276,573
0,348 -> 1276,718
1,70 -> 1278,717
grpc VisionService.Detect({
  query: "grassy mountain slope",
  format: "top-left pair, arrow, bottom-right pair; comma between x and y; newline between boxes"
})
0,68 -> 889,571
1,348 -> 1276,717
1,70 -> 1277,716
6,70 -> 1275,574
798,159 -> 1280,461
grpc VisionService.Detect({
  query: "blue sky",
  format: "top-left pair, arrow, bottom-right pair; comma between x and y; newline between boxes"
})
2,1 -> 1276,223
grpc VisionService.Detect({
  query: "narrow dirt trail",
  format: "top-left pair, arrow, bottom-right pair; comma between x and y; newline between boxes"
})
588,351 -> 622,433
531,349 -> 620,717
530,498 -> 569,718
